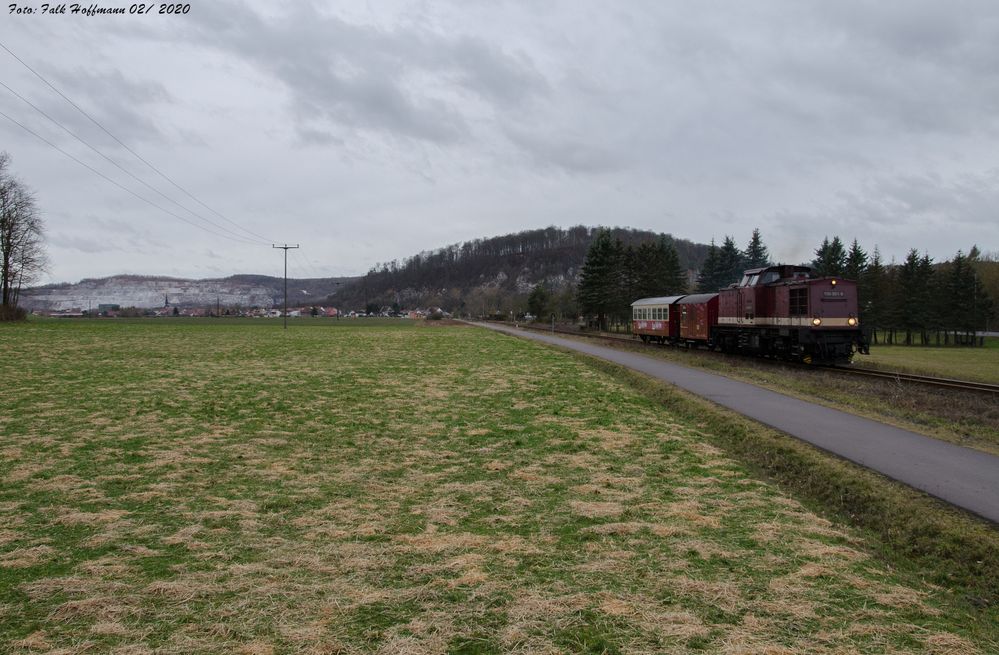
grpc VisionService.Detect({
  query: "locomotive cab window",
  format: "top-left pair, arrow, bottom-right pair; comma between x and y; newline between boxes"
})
760,271 -> 779,284
789,288 -> 808,316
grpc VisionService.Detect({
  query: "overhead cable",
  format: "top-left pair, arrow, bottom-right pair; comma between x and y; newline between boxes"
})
0,107 -> 263,245
0,39 -> 275,244
0,78 -> 269,245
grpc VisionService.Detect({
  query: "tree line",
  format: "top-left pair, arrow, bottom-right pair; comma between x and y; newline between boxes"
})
576,228 -> 996,341
576,229 -> 689,329
807,236 -> 994,344
577,228 -> 771,329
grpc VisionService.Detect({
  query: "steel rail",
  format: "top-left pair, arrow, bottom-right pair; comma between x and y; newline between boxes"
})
828,366 -> 999,395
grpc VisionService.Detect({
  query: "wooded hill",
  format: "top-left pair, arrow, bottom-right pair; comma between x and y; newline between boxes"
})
332,226 -> 710,316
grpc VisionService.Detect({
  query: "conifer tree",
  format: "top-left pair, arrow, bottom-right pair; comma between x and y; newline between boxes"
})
894,249 -> 933,344
632,240 -> 661,300
658,235 -> 687,294
577,228 -> 620,330
812,236 -> 847,276
845,239 -> 867,280
617,242 -> 638,323
948,249 -> 995,334
696,240 -> 722,293
742,228 -> 771,268
968,248 -> 995,333
718,236 -> 745,287
860,246 -> 887,329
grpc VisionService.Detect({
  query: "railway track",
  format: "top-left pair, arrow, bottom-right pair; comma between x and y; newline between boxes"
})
826,366 -> 999,395
503,321 -> 999,396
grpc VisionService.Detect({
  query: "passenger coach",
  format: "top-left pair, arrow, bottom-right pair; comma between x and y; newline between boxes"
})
631,295 -> 684,344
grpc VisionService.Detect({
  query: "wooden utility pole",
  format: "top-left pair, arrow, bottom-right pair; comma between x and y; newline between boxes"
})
272,244 -> 299,329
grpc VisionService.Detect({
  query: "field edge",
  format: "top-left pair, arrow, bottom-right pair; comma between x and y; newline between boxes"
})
548,342 -> 999,611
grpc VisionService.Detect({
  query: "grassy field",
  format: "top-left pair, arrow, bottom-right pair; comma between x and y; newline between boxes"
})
1,319 -> 997,653
864,339 -> 999,384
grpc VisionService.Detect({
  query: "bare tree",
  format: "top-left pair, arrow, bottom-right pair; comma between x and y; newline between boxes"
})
0,153 -> 47,317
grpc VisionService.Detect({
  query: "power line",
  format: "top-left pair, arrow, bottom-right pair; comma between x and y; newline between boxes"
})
0,107 -> 262,245
290,247 -> 326,280
0,39 -> 275,245
0,78 -> 270,245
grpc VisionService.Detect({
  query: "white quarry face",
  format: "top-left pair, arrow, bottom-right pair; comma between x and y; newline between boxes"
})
21,277 -> 278,311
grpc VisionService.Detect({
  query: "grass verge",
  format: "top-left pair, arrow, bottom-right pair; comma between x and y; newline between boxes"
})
535,325 -> 999,456
565,350 -> 999,607
863,340 -> 999,384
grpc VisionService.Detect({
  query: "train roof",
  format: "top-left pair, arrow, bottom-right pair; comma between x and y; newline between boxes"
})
674,293 -> 719,304
630,295 -> 687,307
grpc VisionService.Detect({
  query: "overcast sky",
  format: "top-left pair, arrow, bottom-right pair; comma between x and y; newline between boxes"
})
2,1 -> 998,283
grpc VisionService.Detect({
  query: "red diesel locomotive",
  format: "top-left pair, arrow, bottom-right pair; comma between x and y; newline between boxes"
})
631,264 -> 869,364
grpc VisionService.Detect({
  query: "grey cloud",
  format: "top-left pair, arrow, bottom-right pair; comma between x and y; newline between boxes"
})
504,124 -> 623,174
49,233 -> 121,254
769,170 -> 999,263
173,1 -> 547,146
43,68 -> 173,144
837,171 -> 999,229
294,126 -> 345,148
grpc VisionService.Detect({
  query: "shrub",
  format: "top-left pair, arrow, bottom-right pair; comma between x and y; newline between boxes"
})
0,305 -> 27,321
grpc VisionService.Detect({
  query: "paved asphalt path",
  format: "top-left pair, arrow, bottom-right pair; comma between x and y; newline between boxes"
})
476,322 -> 999,524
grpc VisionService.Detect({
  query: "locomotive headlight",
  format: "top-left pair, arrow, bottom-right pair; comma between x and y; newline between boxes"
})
831,279 -> 837,286
811,317 -> 822,326
847,317 -> 858,326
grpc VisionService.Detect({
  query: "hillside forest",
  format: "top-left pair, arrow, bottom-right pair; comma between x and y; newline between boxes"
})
332,226 -> 709,318
336,226 -> 996,343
